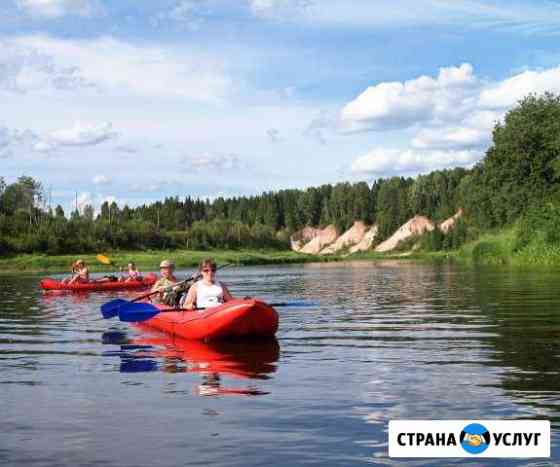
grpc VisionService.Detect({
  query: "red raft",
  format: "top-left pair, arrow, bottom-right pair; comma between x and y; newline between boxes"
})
40,273 -> 157,291
142,299 -> 279,340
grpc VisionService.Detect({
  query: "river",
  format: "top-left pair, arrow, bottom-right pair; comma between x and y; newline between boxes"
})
1,261 -> 559,466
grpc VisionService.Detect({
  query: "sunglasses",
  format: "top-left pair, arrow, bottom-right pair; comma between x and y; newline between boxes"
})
202,268 -> 217,273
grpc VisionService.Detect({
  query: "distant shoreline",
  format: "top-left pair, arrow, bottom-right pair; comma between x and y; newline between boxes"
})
0,249 -> 344,274
4,231 -> 559,274
0,248 -> 448,274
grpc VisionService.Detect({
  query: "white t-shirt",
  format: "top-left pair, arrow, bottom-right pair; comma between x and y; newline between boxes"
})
196,280 -> 224,308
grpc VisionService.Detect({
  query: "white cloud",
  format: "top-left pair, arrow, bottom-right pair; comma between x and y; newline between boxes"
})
0,125 -> 39,153
165,0 -> 197,20
303,110 -> 335,144
16,0 -> 103,18
92,174 -> 111,185
479,65 -> 560,109
31,121 -> 117,153
183,152 -> 244,171
6,35 -> 231,102
351,147 -> 481,177
342,62 -> 560,174
342,63 -> 560,138
49,121 -> 117,146
248,0 -> 313,19
0,39 -> 93,94
151,1 -> 206,30
412,126 -> 489,150
270,0 -> 560,35
340,63 -> 478,132
33,140 -> 55,152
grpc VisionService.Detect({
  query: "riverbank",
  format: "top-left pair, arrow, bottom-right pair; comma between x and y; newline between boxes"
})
336,227 -> 560,268
0,249 -> 343,273
3,227 -> 559,274
452,227 -> 560,267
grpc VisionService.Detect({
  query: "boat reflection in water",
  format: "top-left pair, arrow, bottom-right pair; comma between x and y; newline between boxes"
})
102,328 -> 280,397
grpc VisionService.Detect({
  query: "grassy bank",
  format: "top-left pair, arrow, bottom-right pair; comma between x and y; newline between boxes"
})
439,227 -> 560,267
0,249 -> 344,273
4,228 -> 560,274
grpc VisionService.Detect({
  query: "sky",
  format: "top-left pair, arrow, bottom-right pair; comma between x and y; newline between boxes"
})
2,0 -> 560,213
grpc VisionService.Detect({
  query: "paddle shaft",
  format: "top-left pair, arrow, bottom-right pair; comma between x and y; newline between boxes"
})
133,263 -> 233,302
139,300 -> 315,313
117,295 -> 314,323
132,277 -> 192,303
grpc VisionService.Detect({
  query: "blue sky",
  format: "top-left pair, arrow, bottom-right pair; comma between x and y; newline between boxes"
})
2,0 -> 560,213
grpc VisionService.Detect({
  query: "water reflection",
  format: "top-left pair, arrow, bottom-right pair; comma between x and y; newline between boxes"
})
279,262 -> 560,427
101,329 -> 279,396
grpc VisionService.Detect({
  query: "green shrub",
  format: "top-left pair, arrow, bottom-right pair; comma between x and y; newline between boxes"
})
471,240 -> 508,264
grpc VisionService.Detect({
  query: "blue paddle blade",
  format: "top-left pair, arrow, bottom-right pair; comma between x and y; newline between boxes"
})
118,302 -> 160,322
120,359 -> 158,373
100,299 -> 129,319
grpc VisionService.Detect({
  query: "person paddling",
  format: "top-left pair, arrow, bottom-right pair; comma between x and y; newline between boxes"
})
151,260 -> 180,305
120,262 -> 142,282
182,258 -> 233,310
63,259 -> 90,284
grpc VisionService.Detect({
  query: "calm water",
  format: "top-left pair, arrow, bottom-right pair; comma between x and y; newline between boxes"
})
1,261 -> 559,466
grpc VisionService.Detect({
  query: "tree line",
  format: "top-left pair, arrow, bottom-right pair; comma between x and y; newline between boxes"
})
2,92 -> 559,255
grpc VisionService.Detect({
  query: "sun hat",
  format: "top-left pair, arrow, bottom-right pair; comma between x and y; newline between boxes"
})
159,259 -> 175,269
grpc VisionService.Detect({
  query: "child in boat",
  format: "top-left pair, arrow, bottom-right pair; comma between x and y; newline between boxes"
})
120,262 -> 142,282
182,258 -> 233,310
63,260 -> 90,284
151,259 -> 179,305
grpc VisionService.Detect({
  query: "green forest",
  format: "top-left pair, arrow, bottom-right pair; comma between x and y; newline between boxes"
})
2,93 -> 560,258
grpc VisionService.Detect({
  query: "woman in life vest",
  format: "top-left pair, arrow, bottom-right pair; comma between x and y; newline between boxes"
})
63,259 -> 90,284
182,258 -> 233,309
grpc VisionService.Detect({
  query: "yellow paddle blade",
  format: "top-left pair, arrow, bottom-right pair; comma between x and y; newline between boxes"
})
96,254 -> 112,265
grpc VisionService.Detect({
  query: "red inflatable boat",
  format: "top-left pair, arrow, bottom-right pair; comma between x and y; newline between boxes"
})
142,299 -> 279,340
40,273 -> 157,291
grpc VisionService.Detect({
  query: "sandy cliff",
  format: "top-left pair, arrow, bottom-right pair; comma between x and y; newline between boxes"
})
349,225 -> 378,253
320,221 -> 369,255
299,225 -> 338,254
375,215 -> 434,252
290,226 -> 322,252
439,208 -> 464,233
292,208 -> 464,255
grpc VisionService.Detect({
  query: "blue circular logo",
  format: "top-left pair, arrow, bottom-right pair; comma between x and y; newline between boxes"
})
460,423 -> 491,454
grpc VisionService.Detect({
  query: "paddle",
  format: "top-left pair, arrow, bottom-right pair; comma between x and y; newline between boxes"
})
118,299 -> 319,323
96,254 -> 120,268
101,278 -> 190,319
100,263 -> 233,319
